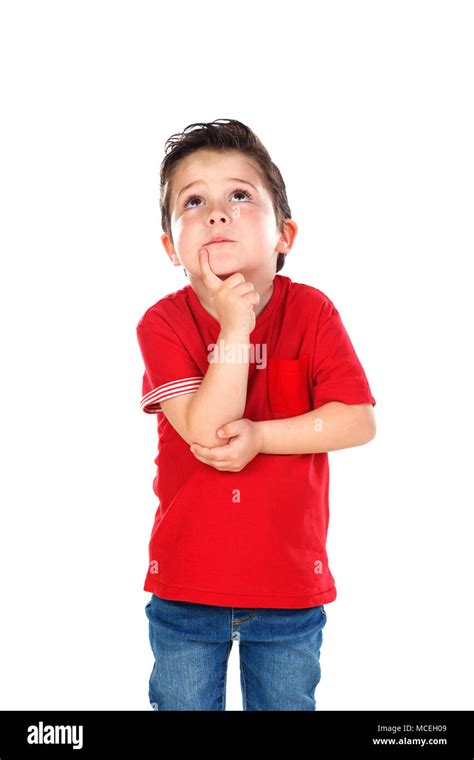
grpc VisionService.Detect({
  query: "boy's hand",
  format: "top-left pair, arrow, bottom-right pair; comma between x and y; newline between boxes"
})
199,248 -> 259,336
189,418 -> 263,472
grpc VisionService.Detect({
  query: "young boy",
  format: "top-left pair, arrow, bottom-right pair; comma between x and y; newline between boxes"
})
137,119 -> 376,711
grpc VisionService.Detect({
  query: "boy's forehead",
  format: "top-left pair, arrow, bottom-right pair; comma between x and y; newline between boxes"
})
172,150 -> 263,194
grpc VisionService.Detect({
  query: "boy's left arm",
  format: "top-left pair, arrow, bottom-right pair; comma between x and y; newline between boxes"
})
190,298 -> 377,469
257,402 -> 376,454
189,403 -> 376,471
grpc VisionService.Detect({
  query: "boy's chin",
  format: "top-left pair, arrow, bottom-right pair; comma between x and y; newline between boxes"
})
208,260 -> 241,279
215,269 -> 237,280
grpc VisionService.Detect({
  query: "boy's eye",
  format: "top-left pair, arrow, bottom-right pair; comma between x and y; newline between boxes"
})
183,188 -> 252,209
230,189 -> 252,202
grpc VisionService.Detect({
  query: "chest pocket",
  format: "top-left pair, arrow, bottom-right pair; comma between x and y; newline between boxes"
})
267,353 -> 312,418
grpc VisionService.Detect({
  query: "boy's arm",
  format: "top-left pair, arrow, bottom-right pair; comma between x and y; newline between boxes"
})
161,328 -> 250,449
188,403 -> 376,471
160,249 -> 261,449
256,402 -> 376,455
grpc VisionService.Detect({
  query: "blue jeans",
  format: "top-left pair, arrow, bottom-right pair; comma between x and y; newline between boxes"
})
145,593 -> 328,711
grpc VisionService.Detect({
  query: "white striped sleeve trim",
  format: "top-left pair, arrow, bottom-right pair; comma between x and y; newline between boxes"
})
140,376 -> 203,414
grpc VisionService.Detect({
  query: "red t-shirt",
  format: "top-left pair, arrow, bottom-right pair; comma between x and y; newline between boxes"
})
136,274 -> 376,608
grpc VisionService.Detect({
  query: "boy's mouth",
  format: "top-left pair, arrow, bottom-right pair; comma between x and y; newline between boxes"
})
205,236 -> 236,245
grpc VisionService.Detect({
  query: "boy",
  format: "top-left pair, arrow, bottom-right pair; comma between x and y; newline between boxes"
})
137,119 -> 376,711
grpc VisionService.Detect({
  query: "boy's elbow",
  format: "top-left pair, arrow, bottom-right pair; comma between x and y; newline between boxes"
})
353,403 -> 376,444
188,428 -> 230,448
364,423 -> 376,444
186,413 -> 229,449
362,415 -> 376,444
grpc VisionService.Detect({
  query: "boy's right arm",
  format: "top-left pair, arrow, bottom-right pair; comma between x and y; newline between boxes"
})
160,249 -> 258,449
160,326 -> 250,448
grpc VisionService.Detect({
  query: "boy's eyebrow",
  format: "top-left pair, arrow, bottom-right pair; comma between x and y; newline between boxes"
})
176,177 -> 258,202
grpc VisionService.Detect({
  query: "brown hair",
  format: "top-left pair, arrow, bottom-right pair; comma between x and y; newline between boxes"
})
159,118 -> 292,275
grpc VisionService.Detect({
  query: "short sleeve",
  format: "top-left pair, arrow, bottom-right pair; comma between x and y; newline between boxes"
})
136,309 -> 204,414
312,300 -> 376,410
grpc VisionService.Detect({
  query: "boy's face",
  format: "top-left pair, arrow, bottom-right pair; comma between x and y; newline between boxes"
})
162,149 -> 292,281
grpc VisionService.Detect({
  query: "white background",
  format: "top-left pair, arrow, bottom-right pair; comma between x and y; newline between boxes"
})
1,0 -> 473,710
